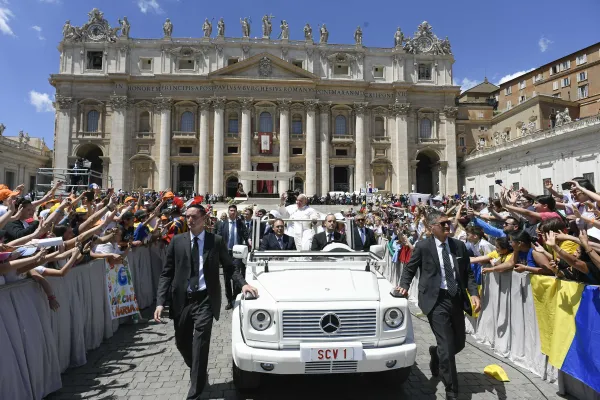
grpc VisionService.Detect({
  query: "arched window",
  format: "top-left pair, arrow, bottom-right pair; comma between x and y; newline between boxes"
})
335,115 -> 347,135
259,111 -> 273,132
180,111 -> 194,132
228,113 -> 239,133
139,111 -> 150,132
374,116 -> 385,137
291,114 -> 303,134
419,118 -> 432,139
87,110 -> 99,132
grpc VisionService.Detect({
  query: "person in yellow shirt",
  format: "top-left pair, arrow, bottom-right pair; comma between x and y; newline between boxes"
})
470,236 -> 514,274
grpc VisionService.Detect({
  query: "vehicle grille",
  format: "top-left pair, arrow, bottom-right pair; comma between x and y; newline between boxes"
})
282,309 -> 377,338
305,360 -> 358,374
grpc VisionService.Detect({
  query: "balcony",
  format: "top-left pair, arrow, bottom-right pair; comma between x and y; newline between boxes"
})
76,131 -> 104,139
135,132 -> 154,139
418,137 -> 444,145
370,136 -> 391,145
172,131 -> 198,142
331,134 -> 354,144
226,132 -> 239,139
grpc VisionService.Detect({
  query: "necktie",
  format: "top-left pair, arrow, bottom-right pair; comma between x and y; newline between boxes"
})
360,228 -> 365,244
190,237 -> 200,291
278,237 -> 283,249
329,233 -> 333,243
441,243 -> 458,296
228,221 -> 235,249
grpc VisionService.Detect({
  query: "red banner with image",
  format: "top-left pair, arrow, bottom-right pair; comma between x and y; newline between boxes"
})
259,132 -> 272,154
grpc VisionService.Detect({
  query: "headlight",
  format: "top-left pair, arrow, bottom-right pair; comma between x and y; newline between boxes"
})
384,308 -> 404,328
250,310 -> 272,331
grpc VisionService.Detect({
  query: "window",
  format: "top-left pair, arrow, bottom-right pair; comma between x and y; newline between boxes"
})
519,95 -> 526,103
583,172 -> 595,187
419,118 -> 432,139
374,117 -> 385,137
373,66 -> 384,78
139,111 -> 150,132
29,175 -> 36,193
292,60 -> 303,69
227,58 -> 239,66
553,81 -> 559,90
291,114 -> 303,134
259,112 -> 273,132
561,60 -> 570,71
519,80 -> 526,89
418,63 -> 432,80
504,86 -> 512,95
576,54 -> 587,65
561,77 -> 570,87
227,146 -> 238,154
334,115 -> 347,135
551,65 -> 559,75
335,149 -> 348,156
292,147 -> 303,155
512,182 -> 520,191
178,59 -> 194,70
577,71 -> 588,82
179,146 -> 193,154
477,112 -> 484,119
334,63 -> 349,75
506,100 -> 512,110
140,58 -> 152,71
228,114 -> 239,133
479,126 -> 486,131
180,111 -> 194,132
86,51 -> 103,70
87,110 -> 99,132
578,84 -> 589,99
458,136 -> 465,147
4,171 -> 15,189
552,93 -> 561,98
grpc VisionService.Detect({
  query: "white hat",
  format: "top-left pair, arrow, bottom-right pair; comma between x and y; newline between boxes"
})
587,227 -> 600,242
432,195 -> 443,202
334,212 -> 345,221
475,197 -> 488,204
268,210 -> 282,219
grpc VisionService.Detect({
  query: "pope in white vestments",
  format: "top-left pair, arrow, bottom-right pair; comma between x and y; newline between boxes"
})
278,194 -> 319,250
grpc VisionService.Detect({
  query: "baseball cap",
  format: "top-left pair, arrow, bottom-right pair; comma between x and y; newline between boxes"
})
125,196 -> 136,203
162,191 -> 175,199
474,197 -> 488,204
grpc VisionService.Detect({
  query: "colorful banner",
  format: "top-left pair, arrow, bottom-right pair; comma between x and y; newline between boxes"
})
531,275 -> 600,393
259,132 -> 272,154
105,260 -> 139,319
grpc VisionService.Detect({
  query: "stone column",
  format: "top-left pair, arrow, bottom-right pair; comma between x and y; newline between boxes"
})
251,162 -> 258,193
304,99 -> 319,196
354,102 -> 368,192
277,98 -> 291,193
443,106 -> 459,194
155,97 -> 173,190
193,162 -> 199,193
197,99 -> 211,194
438,161 -> 448,195
108,96 -> 129,191
172,162 -> 179,192
53,96 -> 74,171
329,165 -> 335,192
319,102 -> 332,195
348,165 -> 355,192
391,102 -> 411,193
212,97 -> 226,195
240,97 -> 253,193
409,160 -> 419,192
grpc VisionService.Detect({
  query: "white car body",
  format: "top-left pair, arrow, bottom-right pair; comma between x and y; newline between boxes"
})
231,237 -> 417,390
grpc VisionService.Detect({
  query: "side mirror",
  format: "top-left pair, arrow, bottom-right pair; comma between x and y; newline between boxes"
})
232,245 -> 248,262
369,245 -> 384,258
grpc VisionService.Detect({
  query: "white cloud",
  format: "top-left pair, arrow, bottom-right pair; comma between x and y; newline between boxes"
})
31,25 -> 45,40
496,68 -> 535,85
29,90 -> 54,112
459,77 -> 479,92
137,0 -> 162,14
0,1 -> 15,36
538,36 -> 553,53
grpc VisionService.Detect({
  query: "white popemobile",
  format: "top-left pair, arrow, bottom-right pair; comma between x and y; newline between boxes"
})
230,217 -> 417,390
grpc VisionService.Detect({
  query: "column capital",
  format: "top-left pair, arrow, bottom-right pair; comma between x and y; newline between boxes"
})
330,165 -> 335,170
390,102 -> 411,116
153,97 -> 173,111
193,162 -> 199,167
197,98 -> 212,111
318,101 -> 332,114
304,99 -> 319,112
353,101 -> 369,114
442,105 -> 458,119
239,97 -> 254,111
211,96 -> 227,110
251,162 -> 258,169
54,95 -> 74,110
276,98 -> 292,111
172,162 -> 179,167
438,160 -> 449,171
348,164 -> 355,171
109,95 -> 130,111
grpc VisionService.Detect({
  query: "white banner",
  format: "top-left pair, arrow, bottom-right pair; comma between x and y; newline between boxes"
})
408,192 -> 431,206
260,134 -> 270,152
105,260 -> 139,319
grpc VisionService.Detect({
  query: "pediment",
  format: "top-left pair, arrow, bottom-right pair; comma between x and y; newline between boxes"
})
209,52 -> 317,80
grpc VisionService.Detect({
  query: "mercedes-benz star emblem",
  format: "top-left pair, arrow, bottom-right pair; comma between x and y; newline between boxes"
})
320,313 -> 341,334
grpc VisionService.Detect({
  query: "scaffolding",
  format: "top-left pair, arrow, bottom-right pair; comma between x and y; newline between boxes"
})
35,167 -> 112,198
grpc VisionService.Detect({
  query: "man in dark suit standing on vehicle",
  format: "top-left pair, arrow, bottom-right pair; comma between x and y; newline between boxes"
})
154,204 -> 257,399
396,210 -> 480,400
352,213 -> 377,251
311,213 -> 347,250
259,218 -> 296,250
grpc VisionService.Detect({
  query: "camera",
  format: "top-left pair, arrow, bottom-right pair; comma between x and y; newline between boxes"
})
495,179 -> 503,185
561,182 -> 573,190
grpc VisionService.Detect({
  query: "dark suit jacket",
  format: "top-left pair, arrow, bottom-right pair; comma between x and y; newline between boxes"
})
217,218 -> 249,248
259,233 -> 296,251
4,220 -> 40,242
399,237 -> 478,316
259,222 -> 272,239
352,226 -> 377,251
156,231 -> 247,321
311,231 -> 347,251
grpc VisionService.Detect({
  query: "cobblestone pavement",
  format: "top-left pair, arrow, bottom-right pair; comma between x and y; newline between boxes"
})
47,277 -> 570,400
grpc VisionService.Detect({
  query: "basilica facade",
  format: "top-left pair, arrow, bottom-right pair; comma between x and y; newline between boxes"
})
51,9 -> 460,197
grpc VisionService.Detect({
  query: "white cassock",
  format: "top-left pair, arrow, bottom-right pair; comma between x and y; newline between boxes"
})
279,204 -> 318,250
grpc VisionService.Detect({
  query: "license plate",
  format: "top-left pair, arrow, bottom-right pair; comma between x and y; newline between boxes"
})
299,342 -> 363,362
310,347 -> 354,361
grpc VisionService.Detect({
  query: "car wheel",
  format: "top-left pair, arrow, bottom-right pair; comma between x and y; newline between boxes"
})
232,358 -> 261,391
377,366 -> 412,386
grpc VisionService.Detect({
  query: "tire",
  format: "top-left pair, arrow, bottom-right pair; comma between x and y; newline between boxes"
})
232,358 -> 261,391
377,366 -> 412,386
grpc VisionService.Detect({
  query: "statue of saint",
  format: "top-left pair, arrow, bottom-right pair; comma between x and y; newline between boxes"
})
354,26 -> 362,45
303,23 -> 312,41
319,24 -> 329,43
0,123 -> 5,136
280,20 -> 289,39
240,17 -> 251,38
119,17 -> 130,38
202,18 -> 212,37
217,17 -> 225,36
163,18 -> 173,38
62,20 -> 73,39
394,27 -> 404,47
262,14 -> 273,38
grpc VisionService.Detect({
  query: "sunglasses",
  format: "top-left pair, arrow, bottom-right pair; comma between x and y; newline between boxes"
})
434,221 -> 452,227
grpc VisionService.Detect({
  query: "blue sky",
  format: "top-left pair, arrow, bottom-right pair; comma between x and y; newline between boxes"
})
1,0 -> 598,149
